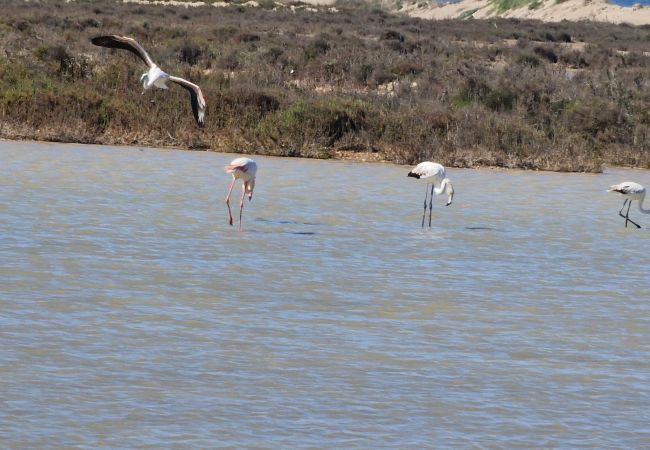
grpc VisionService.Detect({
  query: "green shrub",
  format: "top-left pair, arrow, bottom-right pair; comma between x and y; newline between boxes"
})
517,53 -> 542,66
459,8 -> 479,19
256,99 -> 367,151
177,42 -> 202,66
484,88 -> 515,111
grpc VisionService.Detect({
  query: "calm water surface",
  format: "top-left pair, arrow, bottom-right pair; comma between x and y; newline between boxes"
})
1,140 -> 649,448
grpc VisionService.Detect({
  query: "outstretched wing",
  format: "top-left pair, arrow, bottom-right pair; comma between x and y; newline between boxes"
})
168,76 -> 206,128
91,35 -> 157,69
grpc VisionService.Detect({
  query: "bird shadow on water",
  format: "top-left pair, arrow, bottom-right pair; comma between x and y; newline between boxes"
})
414,226 -> 506,234
255,217 -> 321,226
243,230 -> 318,235
238,217 -> 321,235
464,226 -> 506,232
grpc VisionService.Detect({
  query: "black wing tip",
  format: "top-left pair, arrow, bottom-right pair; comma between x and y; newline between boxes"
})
407,171 -> 421,179
91,35 -> 115,46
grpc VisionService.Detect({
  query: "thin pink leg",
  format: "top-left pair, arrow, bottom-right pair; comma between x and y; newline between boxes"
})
225,178 -> 236,226
238,187 -> 246,231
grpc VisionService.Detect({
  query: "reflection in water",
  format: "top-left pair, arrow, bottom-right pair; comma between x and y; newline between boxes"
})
1,141 -> 650,448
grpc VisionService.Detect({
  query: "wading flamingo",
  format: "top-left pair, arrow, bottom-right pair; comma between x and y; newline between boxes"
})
91,35 -> 206,127
607,181 -> 649,228
225,157 -> 257,231
408,162 -> 454,228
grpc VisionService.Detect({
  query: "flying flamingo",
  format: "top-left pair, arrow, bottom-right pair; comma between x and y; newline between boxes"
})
224,157 -> 257,231
91,35 -> 206,127
607,181 -> 649,228
407,161 -> 454,228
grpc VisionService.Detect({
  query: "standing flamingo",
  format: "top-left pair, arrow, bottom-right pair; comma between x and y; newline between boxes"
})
607,181 -> 649,228
224,157 -> 257,231
407,162 -> 454,228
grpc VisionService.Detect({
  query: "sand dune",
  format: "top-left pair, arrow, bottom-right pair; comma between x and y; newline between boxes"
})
299,0 -> 650,25
400,0 -> 650,25
119,0 -> 650,25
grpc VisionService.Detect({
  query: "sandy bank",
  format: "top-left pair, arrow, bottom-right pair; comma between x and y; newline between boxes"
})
402,0 -> 650,25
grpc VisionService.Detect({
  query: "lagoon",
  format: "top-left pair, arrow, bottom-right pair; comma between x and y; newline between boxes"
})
1,140 -> 649,447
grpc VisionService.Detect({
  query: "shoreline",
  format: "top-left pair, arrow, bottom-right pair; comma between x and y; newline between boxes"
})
6,136 -> 648,174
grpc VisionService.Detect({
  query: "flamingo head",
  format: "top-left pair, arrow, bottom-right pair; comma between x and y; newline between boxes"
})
445,180 -> 454,206
246,178 -> 255,201
139,72 -> 149,89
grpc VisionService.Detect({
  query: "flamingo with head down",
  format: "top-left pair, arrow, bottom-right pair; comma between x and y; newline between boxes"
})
607,181 -> 649,228
407,161 -> 454,228
224,157 -> 257,231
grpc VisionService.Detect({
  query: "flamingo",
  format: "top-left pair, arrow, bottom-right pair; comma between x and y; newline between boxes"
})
224,157 -> 257,231
407,161 -> 454,228
607,181 -> 649,228
91,35 -> 206,127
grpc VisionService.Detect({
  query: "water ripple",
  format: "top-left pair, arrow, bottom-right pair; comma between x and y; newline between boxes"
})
1,141 -> 649,447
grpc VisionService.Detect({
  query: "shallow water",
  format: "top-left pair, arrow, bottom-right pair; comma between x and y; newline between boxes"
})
1,140 -> 649,448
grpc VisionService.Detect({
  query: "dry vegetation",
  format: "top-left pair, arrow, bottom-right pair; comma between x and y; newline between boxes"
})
1,0 -> 650,171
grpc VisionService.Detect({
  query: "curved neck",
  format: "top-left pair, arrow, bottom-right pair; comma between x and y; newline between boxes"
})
639,193 -> 650,214
433,178 -> 450,195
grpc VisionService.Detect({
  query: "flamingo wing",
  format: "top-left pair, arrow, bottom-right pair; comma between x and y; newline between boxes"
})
225,157 -> 254,174
408,161 -> 445,180
168,76 -> 206,128
91,35 -> 157,69
608,182 -> 644,195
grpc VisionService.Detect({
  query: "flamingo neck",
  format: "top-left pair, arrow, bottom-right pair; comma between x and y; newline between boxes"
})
433,178 -> 450,195
433,178 -> 454,206
638,193 -> 650,214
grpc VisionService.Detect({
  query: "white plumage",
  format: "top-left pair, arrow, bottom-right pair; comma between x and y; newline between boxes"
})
607,181 -> 649,229
91,35 -> 206,128
224,157 -> 257,231
407,161 -> 454,228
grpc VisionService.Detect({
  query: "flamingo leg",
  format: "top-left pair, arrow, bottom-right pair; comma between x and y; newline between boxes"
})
225,178 -> 236,226
618,199 -> 629,219
428,184 -> 434,228
624,200 -> 642,229
628,219 -> 642,229
238,186 -> 246,231
421,185 -> 429,228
